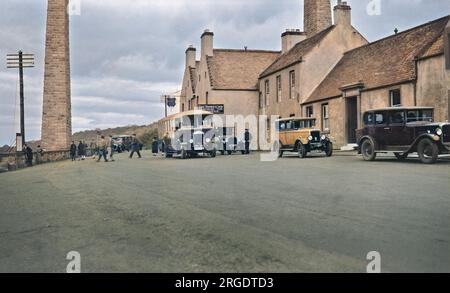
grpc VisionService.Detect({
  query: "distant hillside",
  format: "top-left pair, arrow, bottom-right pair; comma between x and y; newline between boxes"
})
73,122 -> 159,146
1,122 -> 159,153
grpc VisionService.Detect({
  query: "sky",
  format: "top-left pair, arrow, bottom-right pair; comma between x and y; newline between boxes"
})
0,0 -> 449,145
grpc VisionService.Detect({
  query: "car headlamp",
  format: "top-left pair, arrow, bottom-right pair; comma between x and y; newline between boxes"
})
436,128 -> 443,136
206,138 -> 211,143
189,139 -> 194,144
321,135 -> 326,140
308,136 -> 313,141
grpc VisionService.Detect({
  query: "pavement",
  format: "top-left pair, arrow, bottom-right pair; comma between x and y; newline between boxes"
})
0,150 -> 449,273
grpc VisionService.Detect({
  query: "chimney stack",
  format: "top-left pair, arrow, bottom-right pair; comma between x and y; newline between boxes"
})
304,0 -> 332,37
185,45 -> 196,68
201,29 -> 214,58
333,0 -> 352,27
281,29 -> 306,53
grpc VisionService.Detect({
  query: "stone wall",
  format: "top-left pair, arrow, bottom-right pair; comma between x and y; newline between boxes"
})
0,150 -> 70,172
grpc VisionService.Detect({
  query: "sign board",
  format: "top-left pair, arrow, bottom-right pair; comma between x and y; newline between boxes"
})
16,133 -> 23,152
197,104 -> 225,114
167,98 -> 177,108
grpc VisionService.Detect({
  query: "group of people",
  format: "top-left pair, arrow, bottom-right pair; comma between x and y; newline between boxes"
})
70,134 -> 143,163
22,144 -> 44,167
70,141 -> 88,161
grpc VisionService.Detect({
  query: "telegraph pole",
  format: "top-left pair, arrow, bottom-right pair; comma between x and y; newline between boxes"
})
7,51 -> 34,148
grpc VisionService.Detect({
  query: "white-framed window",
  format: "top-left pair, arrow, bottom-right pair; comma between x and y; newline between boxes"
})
390,89 -> 401,107
289,70 -> 295,99
306,106 -> 314,118
276,75 -> 282,103
265,80 -> 270,107
322,103 -> 329,131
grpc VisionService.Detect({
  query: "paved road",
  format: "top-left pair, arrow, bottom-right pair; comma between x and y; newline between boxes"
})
0,151 -> 449,273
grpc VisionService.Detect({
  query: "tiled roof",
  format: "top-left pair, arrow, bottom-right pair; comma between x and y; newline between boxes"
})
304,16 -> 450,104
207,49 -> 280,90
259,26 -> 335,78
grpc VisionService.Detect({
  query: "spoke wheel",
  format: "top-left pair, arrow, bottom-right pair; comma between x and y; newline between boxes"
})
361,139 -> 376,161
417,139 -> 438,164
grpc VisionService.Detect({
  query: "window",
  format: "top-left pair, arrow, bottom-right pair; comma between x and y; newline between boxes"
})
279,121 -> 286,131
259,92 -> 263,109
199,75 -> 201,82
286,120 -> 293,130
406,109 -> 434,123
188,100 -> 191,110
390,89 -> 401,107
375,112 -> 386,125
321,103 -> 329,131
289,71 -> 295,99
206,92 -> 209,105
265,80 -> 270,106
389,110 -> 405,124
182,103 -> 185,112
293,120 -> 301,130
276,75 -> 282,103
196,96 -> 199,107
306,106 -> 314,118
364,112 -> 374,125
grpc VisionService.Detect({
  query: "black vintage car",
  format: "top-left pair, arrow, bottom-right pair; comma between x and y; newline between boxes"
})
356,107 -> 450,164
166,126 -> 217,159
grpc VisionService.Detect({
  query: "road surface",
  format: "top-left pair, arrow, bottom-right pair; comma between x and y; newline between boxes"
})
0,151 -> 449,272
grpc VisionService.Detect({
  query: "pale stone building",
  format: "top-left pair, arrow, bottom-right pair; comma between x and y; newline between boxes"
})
179,31 -> 280,140
302,15 -> 450,148
258,0 -> 368,119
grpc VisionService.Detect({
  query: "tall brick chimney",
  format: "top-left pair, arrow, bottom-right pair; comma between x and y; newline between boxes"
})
41,0 -> 72,151
304,0 -> 332,37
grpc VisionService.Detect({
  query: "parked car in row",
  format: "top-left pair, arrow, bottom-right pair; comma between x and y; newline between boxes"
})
273,117 -> 333,158
356,107 -> 450,164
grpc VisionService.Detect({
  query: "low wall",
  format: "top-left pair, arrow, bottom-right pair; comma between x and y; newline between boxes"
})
0,150 -> 70,172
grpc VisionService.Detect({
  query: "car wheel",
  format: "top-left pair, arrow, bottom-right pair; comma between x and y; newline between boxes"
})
165,153 -> 173,158
298,143 -> 307,158
273,141 -> 283,158
325,142 -> 333,157
210,150 -> 217,158
180,149 -> 187,159
361,139 -> 376,161
220,150 -> 225,155
394,152 -> 408,160
417,138 -> 439,164
227,150 -> 232,155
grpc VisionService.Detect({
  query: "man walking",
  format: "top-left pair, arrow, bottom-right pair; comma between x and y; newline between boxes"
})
97,136 -> 109,162
108,135 -> 116,162
244,129 -> 252,155
130,134 -> 142,159
70,141 -> 77,161
78,141 -> 86,160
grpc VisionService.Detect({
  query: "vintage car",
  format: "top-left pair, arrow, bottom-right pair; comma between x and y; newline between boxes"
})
166,126 -> 217,159
356,107 -> 450,164
273,117 -> 333,158
164,110 -> 217,159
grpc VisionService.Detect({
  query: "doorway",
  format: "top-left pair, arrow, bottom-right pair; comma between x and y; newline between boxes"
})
346,97 -> 358,143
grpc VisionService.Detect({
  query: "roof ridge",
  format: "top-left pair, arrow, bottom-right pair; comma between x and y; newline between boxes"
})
343,15 -> 450,56
213,48 -> 281,54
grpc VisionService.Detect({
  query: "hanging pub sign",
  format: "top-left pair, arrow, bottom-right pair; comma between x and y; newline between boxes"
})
167,98 -> 177,108
198,104 -> 225,114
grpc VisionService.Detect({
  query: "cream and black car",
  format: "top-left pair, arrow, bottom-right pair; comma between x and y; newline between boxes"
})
274,117 -> 333,158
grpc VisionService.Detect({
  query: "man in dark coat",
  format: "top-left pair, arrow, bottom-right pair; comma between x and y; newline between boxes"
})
129,134 -> 142,159
23,144 -> 33,167
244,129 -> 252,155
70,141 -> 77,161
78,141 -> 85,160
151,137 -> 159,156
